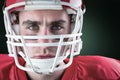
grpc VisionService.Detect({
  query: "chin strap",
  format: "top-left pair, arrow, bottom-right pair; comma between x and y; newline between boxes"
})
19,51 -> 66,74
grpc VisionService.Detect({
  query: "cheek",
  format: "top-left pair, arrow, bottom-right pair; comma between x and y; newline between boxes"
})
19,27 -> 25,35
64,24 -> 71,34
19,25 -> 31,35
26,47 -> 36,56
19,18 -> 26,35
64,19 -> 71,34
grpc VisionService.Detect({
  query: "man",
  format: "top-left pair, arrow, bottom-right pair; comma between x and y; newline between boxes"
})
0,0 -> 120,80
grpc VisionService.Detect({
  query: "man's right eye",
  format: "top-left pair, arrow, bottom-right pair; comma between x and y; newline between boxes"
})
26,23 -> 39,31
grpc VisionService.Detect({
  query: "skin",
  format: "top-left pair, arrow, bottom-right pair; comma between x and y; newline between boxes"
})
18,10 -> 70,80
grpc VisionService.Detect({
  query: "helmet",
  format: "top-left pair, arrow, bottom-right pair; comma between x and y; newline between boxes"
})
3,0 -> 85,74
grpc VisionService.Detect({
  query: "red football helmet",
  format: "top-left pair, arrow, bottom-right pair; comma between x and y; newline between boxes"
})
3,0 -> 85,74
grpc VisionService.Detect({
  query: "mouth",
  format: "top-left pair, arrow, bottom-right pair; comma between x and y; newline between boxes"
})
32,54 -> 55,59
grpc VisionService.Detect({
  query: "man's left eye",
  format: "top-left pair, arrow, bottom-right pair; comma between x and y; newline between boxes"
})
51,25 -> 63,31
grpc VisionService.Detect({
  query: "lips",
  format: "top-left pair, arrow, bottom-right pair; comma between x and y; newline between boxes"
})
32,54 -> 55,59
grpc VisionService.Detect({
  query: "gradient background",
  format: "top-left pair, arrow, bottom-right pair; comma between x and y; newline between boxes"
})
0,0 -> 120,59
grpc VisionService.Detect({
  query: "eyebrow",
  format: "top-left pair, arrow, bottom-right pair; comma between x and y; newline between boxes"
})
22,20 -> 41,25
22,20 -> 66,26
51,20 -> 66,25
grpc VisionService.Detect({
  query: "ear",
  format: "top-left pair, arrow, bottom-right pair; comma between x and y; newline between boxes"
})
10,11 -> 20,35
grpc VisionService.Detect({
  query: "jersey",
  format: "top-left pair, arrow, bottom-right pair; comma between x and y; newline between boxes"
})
0,54 -> 120,80
62,56 -> 120,80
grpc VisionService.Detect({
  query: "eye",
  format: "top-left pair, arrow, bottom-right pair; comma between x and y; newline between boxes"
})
50,22 -> 64,31
50,21 -> 66,34
50,24 -> 64,35
51,25 -> 63,31
26,22 -> 39,31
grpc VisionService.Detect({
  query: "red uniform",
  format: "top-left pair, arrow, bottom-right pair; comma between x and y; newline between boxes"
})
0,54 -> 120,80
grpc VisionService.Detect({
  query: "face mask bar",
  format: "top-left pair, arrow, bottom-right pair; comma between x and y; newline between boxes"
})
3,0 -> 84,74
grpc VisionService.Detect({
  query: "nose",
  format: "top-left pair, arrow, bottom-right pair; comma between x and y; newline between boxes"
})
35,19 -> 55,54
36,38 -> 50,54
37,39 -> 50,44
36,20 -> 50,42
38,46 -> 48,54
37,28 -> 51,43
36,24 -> 50,54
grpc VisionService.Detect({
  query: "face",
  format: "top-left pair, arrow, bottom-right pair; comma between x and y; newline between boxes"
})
19,10 -> 70,59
